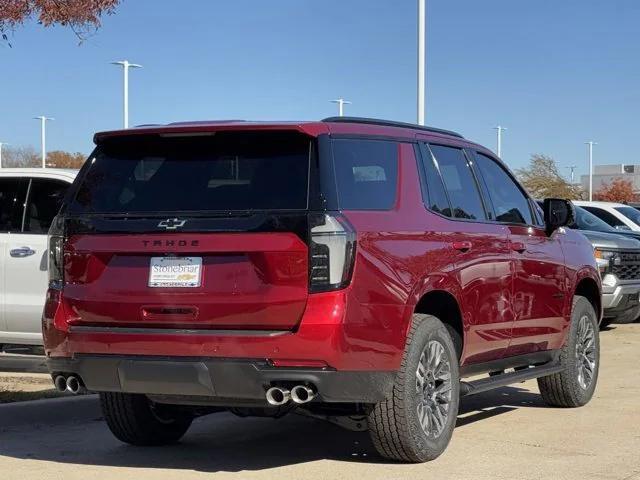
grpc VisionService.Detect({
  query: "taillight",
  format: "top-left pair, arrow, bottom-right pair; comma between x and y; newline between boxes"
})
309,213 -> 356,293
48,216 -> 65,290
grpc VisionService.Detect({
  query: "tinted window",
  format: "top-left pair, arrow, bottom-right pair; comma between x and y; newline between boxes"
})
69,132 -> 310,214
474,153 -> 533,225
419,144 -> 451,216
615,206 -> 640,227
429,145 -> 486,220
332,139 -> 398,210
572,206 -> 616,232
582,207 -> 627,228
0,178 -> 29,232
24,179 -> 70,234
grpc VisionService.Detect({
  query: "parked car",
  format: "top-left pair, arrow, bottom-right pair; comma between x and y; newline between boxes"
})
537,202 -> 640,326
565,205 -> 640,326
574,200 -> 640,232
0,168 -> 77,348
43,118 -> 601,463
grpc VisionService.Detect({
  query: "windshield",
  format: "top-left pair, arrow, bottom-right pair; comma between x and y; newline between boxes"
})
572,206 -> 617,232
68,132 -> 311,214
615,206 -> 640,227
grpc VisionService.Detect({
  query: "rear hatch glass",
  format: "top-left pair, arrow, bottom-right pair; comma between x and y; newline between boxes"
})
69,131 -> 311,214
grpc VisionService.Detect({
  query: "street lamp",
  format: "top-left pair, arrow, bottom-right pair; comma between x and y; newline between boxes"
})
586,141 -> 598,201
566,165 -> 577,183
0,142 -> 8,168
330,98 -> 352,117
417,0 -> 426,125
33,116 -> 54,168
111,60 -> 143,128
494,126 -> 507,158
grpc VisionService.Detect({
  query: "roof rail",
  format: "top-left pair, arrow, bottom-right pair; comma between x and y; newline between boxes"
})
321,116 -> 464,139
167,120 -> 246,126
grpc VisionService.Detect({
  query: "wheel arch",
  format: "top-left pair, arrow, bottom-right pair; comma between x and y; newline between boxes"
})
413,289 -> 465,361
574,275 -> 602,322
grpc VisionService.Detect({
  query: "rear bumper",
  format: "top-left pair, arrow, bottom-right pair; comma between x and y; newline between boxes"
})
46,355 -> 395,404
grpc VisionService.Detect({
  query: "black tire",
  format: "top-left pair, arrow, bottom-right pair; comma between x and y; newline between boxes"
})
100,392 -> 193,446
611,305 -> 640,324
599,318 -> 613,330
368,314 -> 460,463
537,296 -> 599,408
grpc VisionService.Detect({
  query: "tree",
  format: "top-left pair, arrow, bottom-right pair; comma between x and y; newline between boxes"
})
0,0 -> 120,44
1,145 -> 39,167
594,178 -> 637,203
46,150 -> 86,168
516,154 -> 584,200
1,146 -> 86,168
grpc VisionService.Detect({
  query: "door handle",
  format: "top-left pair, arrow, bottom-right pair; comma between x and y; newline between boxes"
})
510,242 -> 527,253
10,247 -> 36,258
452,241 -> 473,252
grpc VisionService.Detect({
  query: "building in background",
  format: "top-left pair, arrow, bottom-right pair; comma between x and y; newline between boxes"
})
580,164 -> 640,195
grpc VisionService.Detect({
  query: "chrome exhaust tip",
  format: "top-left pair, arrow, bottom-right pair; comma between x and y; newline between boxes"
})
53,375 -> 67,392
290,385 -> 316,404
265,387 -> 290,406
65,376 -> 84,395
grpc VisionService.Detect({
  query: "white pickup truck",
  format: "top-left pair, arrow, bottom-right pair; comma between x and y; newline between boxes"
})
0,168 -> 78,347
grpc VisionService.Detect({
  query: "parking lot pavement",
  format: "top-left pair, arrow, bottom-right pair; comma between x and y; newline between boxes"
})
0,324 -> 638,480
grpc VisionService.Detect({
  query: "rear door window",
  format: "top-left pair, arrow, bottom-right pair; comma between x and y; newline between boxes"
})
429,145 -> 487,221
332,139 -> 398,210
418,144 -> 452,216
582,207 -> 627,228
0,178 -> 29,232
24,179 -> 70,234
614,206 -> 640,227
68,132 -> 311,214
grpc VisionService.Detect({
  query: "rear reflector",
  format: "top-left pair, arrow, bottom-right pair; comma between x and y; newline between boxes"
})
269,359 -> 330,369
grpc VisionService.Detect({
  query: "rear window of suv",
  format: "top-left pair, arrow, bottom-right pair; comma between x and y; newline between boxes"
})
68,132 -> 311,214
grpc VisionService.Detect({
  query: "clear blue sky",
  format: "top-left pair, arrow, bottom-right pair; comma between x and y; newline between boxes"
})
1,0 -> 638,178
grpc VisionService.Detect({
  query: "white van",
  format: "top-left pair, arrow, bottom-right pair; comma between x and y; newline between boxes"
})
0,168 -> 78,346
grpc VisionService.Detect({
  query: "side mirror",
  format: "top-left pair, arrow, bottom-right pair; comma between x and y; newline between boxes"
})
543,198 -> 575,235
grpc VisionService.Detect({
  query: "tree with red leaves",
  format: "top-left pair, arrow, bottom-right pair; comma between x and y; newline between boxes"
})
594,178 -> 638,203
0,0 -> 120,44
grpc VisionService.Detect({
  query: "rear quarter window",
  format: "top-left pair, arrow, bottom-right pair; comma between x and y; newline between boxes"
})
332,139 -> 398,210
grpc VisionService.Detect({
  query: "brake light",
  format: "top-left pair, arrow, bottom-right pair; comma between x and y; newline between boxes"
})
48,216 -> 65,290
309,213 -> 356,293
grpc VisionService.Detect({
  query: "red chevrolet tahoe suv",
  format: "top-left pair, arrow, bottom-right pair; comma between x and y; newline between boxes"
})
44,117 -> 601,462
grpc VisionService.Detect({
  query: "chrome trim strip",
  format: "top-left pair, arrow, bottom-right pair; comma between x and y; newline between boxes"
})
68,326 -> 290,337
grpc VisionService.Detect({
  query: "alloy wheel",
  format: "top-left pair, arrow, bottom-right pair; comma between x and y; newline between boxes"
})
575,315 -> 597,390
416,340 -> 453,438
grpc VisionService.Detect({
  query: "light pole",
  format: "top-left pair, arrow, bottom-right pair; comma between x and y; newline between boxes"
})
33,116 -> 54,168
111,60 -> 142,128
566,165 -> 577,183
494,126 -> 507,158
0,142 -> 8,168
417,0 -> 426,125
330,98 -> 352,117
586,141 -> 597,201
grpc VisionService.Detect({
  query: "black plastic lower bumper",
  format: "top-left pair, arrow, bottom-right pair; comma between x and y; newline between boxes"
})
603,293 -> 640,323
47,355 -> 395,404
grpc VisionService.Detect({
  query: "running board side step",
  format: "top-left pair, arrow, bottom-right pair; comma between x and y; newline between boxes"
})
460,362 -> 564,397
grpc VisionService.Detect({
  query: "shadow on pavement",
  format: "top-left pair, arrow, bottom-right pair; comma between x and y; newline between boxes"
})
0,384 -> 549,472
457,385 -> 547,427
